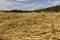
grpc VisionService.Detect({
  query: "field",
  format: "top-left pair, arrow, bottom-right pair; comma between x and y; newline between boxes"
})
0,12 -> 60,40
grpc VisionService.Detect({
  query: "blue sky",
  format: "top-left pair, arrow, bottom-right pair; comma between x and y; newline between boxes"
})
0,0 -> 60,11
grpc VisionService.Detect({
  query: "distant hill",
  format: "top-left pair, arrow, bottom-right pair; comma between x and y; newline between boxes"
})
34,5 -> 60,12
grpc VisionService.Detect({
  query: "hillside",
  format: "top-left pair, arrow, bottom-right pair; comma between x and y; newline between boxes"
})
35,5 -> 60,12
0,12 -> 60,40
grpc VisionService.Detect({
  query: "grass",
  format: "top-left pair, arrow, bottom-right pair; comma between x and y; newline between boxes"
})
0,12 -> 60,40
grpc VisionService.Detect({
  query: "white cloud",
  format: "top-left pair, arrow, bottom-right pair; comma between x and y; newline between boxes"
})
53,1 -> 60,5
51,1 -> 60,6
16,0 -> 30,1
0,0 -> 12,10
0,0 -> 44,11
0,0 -> 60,11
13,3 -> 44,11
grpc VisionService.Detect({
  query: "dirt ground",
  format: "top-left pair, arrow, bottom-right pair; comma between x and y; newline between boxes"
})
0,12 -> 60,40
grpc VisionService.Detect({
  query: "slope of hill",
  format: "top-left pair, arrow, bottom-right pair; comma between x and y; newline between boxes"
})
34,5 -> 60,12
0,12 -> 60,40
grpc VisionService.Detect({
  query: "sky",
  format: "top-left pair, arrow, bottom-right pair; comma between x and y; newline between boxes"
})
0,0 -> 60,11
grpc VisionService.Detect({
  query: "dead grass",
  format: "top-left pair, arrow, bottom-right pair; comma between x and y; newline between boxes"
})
0,12 -> 60,40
